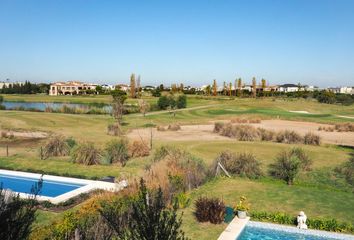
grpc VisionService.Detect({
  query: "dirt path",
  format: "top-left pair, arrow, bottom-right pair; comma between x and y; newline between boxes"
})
1,130 -> 48,138
127,120 -> 354,146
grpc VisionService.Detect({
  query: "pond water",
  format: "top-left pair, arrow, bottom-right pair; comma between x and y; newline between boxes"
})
2,101 -> 111,113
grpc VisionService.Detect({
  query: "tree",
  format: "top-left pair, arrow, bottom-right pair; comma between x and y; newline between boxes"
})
130,74 -> 136,98
157,96 -> 170,110
0,180 -> 42,240
127,179 -> 188,240
252,77 -> 257,98
136,75 -> 141,97
205,85 -> 211,96
223,82 -> 227,96
229,82 -> 232,96
177,95 -> 187,109
111,90 -> 127,119
138,99 -> 150,117
179,83 -> 184,93
237,78 -> 242,97
212,79 -> 217,96
261,79 -> 266,90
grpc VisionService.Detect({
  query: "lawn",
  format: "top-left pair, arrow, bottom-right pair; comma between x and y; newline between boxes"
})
181,177 -> 354,240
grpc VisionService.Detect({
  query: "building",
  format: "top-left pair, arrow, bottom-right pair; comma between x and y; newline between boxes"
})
328,86 -> 353,95
49,81 -> 98,96
278,84 -> 299,92
101,84 -> 115,91
0,81 -> 24,89
116,84 -> 130,92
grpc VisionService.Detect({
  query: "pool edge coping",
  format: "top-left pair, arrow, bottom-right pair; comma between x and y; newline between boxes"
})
217,216 -> 250,240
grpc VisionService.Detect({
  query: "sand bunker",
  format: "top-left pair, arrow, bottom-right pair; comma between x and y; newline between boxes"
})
127,120 -> 354,147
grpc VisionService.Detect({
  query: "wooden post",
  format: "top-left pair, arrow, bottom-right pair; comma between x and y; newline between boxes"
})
6,145 -> 9,157
150,127 -> 153,150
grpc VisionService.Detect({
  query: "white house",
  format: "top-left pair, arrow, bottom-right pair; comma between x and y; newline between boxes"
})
0,81 -> 24,89
278,84 -> 299,92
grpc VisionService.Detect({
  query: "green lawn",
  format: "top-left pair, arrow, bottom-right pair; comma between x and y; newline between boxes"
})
181,178 -> 354,240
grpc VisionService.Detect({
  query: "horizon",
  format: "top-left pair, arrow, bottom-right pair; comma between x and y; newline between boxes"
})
1,0 -> 354,87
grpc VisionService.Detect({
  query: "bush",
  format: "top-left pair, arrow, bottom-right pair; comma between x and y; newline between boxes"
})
107,123 -> 122,136
275,130 -> 303,144
195,197 -> 225,224
304,132 -> 321,145
177,95 -> 187,109
147,146 -> 207,198
156,125 -> 166,131
335,123 -> 354,132
42,135 -> 70,159
336,156 -> 354,186
103,139 -> 129,166
257,128 -> 275,141
71,142 -> 101,165
157,96 -> 170,110
212,151 -> 262,178
167,124 -> 181,131
213,122 -> 225,133
269,148 -> 312,184
65,137 -> 77,149
219,124 -> 259,141
129,140 -> 150,158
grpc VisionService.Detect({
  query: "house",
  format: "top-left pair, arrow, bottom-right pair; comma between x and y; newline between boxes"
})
278,84 -> 299,92
116,84 -> 130,92
49,81 -> 98,96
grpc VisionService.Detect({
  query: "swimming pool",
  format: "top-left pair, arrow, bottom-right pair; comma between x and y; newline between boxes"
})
0,174 -> 85,197
236,221 -> 354,240
0,169 -> 126,204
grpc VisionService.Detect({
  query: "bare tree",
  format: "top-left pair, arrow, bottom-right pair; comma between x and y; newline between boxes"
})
138,99 -> 150,117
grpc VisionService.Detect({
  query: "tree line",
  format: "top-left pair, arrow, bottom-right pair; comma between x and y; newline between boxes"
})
0,81 -> 49,94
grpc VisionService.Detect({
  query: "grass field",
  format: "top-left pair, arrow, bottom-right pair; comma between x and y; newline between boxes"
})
0,96 -> 353,238
181,178 -> 354,240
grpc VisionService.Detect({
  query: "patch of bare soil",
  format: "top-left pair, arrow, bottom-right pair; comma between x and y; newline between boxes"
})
127,120 -> 354,146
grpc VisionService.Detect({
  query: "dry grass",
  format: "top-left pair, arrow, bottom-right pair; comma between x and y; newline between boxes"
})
129,140 -> 150,157
42,135 -> 70,159
107,123 -> 123,136
71,142 -> 101,165
157,125 -> 166,131
304,132 -> 321,146
335,123 -> 354,132
257,128 -> 275,141
275,130 -> 303,144
167,124 -> 181,131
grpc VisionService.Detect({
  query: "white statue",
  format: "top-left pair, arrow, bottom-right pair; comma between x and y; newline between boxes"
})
297,211 -> 308,229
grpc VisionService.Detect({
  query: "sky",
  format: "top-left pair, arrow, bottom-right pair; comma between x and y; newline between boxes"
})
0,0 -> 354,87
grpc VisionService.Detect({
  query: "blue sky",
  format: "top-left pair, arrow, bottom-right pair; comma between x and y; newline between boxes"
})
0,0 -> 353,87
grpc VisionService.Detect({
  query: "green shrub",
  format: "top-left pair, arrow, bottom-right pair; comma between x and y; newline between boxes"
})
269,151 -> 301,185
103,139 -> 129,166
336,156 -> 354,186
212,151 -> 262,178
71,142 -> 101,165
290,147 -> 312,171
157,95 -> 170,110
195,197 -> 225,224
65,137 -> 77,149
174,192 -> 191,209
177,95 -> 187,109
304,132 -> 321,145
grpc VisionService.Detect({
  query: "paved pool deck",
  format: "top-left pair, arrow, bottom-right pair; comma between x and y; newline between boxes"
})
218,216 -> 250,240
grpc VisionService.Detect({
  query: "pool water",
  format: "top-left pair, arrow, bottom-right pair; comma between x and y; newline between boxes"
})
238,226 -> 338,240
0,174 -> 85,197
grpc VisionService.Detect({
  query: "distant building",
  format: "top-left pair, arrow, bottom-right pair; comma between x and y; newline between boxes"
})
49,81 -> 98,96
101,84 -> 115,91
327,86 -> 353,95
116,84 -> 130,92
278,84 -> 299,92
0,81 -> 24,89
